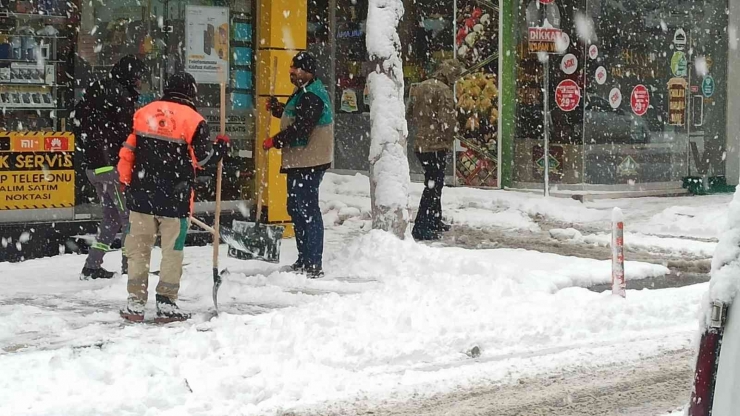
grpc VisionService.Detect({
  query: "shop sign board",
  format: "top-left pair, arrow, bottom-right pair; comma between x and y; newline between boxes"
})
668,77 -> 687,126
0,132 -> 75,210
609,88 -> 622,109
631,85 -> 649,116
595,66 -> 607,85
555,79 -> 580,112
671,51 -> 688,77
702,76 -> 715,98
185,6 -> 229,84
588,45 -> 598,60
560,54 -> 577,74
528,27 -> 567,54
618,155 -> 638,177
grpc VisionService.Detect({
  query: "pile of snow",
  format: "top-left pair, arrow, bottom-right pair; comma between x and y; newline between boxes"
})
0,229 -> 687,415
321,173 -> 608,233
707,186 -> 740,308
550,227 -> 584,242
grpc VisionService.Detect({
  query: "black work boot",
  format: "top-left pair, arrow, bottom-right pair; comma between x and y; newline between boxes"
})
155,294 -> 191,323
80,267 -> 117,280
305,264 -> 324,279
280,260 -> 305,273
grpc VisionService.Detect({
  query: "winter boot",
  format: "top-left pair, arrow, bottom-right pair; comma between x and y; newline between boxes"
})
155,294 -> 191,323
434,221 -> 452,232
80,267 -> 117,280
305,264 -> 324,279
120,298 -> 145,322
411,229 -> 442,241
121,256 -> 128,275
280,260 -> 305,273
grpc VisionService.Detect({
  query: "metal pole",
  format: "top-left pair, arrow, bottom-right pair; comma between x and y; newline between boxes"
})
543,57 -> 550,197
329,0 -> 337,169
452,0 -> 458,187
497,0 -> 503,189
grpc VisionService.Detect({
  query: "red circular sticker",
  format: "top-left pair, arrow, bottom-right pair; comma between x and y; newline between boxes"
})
555,79 -> 581,112
630,85 -> 649,116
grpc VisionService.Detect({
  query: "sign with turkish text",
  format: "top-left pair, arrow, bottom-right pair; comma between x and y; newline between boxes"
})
185,6 -> 229,84
560,54 -> 577,74
588,44 -> 598,60
0,132 -> 75,210
609,88 -> 622,109
555,79 -> 581,112
528,27 -> 566,54
631,85 -> 649,116
668,77 -> 687,126
595,66 -> 607,85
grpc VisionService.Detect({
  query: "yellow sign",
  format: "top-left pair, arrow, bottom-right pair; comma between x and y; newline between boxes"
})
667,77 -> 687,126
0,132 -> 75,210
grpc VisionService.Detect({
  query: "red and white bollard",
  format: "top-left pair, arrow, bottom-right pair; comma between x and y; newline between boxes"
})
611,207 -> 626,297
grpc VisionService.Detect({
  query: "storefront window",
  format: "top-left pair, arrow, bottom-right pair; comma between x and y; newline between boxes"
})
513,0 -> 729,188
454,0 -> 498,187
71,0 -> 256,205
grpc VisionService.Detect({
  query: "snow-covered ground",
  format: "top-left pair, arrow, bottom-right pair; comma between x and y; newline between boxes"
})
0,172 -> 731,415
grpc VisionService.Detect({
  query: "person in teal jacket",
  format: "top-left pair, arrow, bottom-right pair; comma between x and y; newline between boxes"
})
264,51 -> 334,278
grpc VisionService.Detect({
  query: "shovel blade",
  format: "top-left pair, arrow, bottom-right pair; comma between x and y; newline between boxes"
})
221,220 -> 284,263
212,267 -> 222,314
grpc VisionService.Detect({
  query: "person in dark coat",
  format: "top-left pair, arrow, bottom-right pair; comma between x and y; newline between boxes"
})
264,51 -> 334,278
406,59 -> 463,241
118,72 -> 230,322
75,55 -> 145,280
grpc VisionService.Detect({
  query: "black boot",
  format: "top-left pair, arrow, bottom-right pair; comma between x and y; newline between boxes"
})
155,295 -> 191,323
122,256 -> 128,275
280,260 -> 305,273
434,221 -> 452,232
411,228 -> 442,241
305,264 -> 324,279
80,267 -> 117,280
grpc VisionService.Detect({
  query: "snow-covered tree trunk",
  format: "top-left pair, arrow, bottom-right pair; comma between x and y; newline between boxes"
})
365,0 -> 410,239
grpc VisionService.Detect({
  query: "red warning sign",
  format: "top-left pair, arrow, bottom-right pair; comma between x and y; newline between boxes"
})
555,79 -> 581,112
631,85 -> 650,116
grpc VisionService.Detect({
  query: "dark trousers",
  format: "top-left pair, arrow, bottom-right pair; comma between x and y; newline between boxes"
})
412,151 -> 447,238
287,169 -> 325,268
84,169 -> 129,270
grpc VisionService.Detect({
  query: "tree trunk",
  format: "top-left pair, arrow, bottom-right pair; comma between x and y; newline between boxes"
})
366,0 -> 410,239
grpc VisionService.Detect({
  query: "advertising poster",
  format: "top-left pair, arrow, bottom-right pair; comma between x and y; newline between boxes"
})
454,0 -> 499,187
185,6 -> 229,84
0,132 -> 75,210
668,77 -> 687,126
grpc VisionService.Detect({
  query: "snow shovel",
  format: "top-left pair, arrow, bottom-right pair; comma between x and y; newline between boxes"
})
221,56 -> 284,263
190,82 -> 229,316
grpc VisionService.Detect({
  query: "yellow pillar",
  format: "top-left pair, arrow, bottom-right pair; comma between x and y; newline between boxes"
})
255,0 -> 307,237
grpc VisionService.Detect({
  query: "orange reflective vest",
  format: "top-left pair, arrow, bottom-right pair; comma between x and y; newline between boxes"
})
118,100 -> 206,216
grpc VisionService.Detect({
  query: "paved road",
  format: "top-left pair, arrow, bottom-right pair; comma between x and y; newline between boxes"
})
293,349 -> 692,416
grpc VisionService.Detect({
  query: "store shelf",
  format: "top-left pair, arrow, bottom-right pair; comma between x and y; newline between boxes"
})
0,34 -> 66,39
0,59 -> 64,63
0,12 -> 67,21
1,107 -> 61,110
0,83 -> 59,87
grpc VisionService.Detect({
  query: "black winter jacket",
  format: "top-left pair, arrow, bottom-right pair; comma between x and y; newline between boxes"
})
74,70 -> 140,170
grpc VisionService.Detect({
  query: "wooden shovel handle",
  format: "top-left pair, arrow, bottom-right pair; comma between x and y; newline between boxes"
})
212,82 -> 226,268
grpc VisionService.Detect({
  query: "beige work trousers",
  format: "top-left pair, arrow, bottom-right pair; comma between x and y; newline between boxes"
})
125,211 -> 189,304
